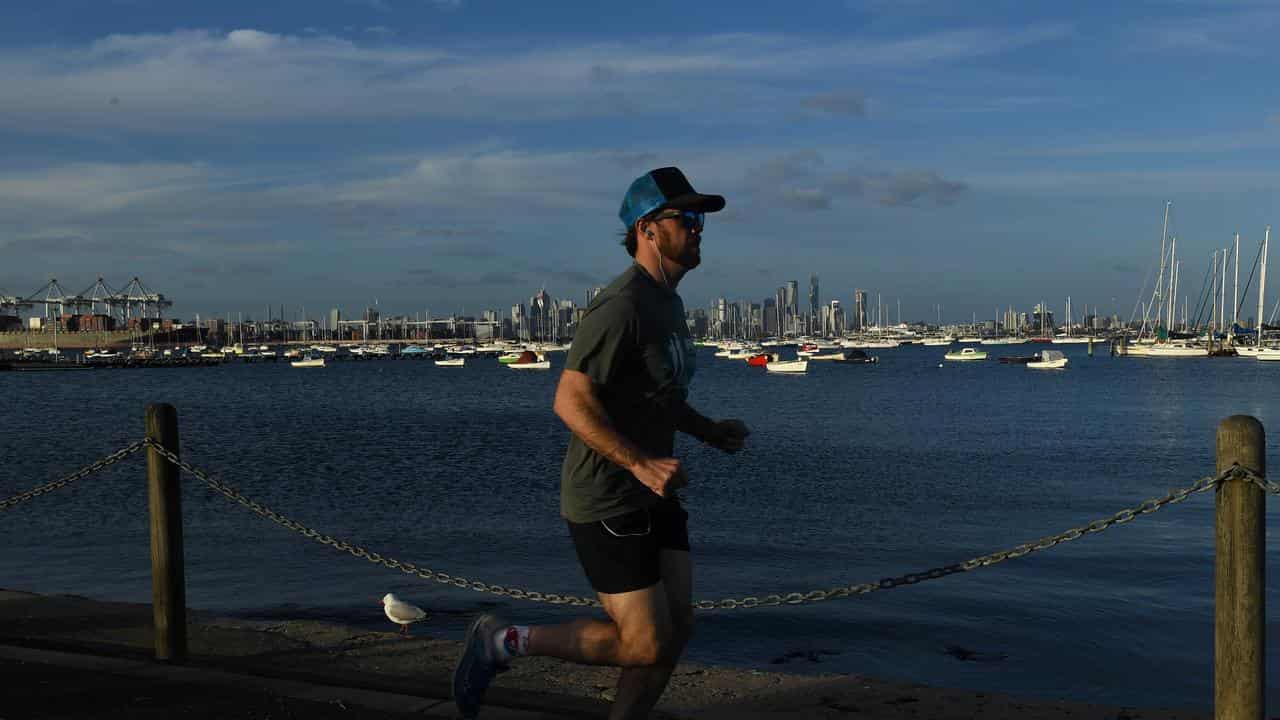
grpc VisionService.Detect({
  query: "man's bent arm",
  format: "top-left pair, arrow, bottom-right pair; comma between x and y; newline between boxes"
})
674,400 -> 716,443
553,368 -> 648,471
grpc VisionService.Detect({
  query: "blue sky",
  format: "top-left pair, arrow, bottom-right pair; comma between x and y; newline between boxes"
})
3,0 -> 1279,324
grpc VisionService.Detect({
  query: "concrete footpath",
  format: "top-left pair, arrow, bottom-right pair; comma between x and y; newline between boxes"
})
0,589 -> 1213,720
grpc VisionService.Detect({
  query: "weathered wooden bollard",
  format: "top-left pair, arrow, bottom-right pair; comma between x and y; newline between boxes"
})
145,403 -> 187,663
1214,415 -> 1265,720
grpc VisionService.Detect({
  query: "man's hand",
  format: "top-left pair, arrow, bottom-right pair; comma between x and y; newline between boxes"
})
629,457 -> 688,497
707,419 -> 750,453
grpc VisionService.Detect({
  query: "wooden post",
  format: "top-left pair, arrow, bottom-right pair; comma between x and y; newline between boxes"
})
1214,415 -> 1265,720
145,403 -> 187,663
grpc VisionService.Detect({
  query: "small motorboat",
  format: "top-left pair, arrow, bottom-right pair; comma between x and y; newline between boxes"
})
766,359 -> 808,373
832,349 -> 877,364
435,358 -> 465,367
290,356 -> 325,368
1027,349 -> 1068,369
944,348 -> 988,361
746,352 -> 777,367
507,350 -> 550,370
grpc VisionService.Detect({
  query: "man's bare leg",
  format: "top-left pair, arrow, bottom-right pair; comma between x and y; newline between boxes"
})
526,581 -> 672,667
609,550 -> 692,719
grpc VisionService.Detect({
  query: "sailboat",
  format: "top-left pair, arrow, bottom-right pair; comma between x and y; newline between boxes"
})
1126,203 -> 1208,358
1052,297 -> 1091,344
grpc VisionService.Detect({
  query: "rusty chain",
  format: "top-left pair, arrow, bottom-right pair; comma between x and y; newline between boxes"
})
139,439 -> 1276,610
0,441 -> 149,512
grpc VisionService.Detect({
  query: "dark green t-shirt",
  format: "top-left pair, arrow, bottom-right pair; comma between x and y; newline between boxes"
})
560,264 -> 697,523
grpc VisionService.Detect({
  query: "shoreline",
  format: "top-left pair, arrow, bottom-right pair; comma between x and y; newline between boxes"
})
0,588 -> 1211,719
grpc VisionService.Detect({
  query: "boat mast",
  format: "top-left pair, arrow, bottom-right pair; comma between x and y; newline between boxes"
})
1146,201 -> 1172,337
1233,231 -> 1241,327
1259,226 -> 1271,339
1167,237 -> 1176,331
1221,245 -> 1229,333
1210,251 -> 1219,336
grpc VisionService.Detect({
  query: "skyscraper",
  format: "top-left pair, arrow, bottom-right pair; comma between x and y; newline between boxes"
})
529,289 -> 553,341
785,280 -> 798,336
808,274 -> 820,326
853,290 -> 868,331
511,303 -> 526,340
826,299 -> 842,337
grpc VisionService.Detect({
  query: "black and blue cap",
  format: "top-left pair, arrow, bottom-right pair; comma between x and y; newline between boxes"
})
618,167 -> 725,229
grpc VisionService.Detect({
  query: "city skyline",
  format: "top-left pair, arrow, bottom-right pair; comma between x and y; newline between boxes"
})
2,2 -> 1279,321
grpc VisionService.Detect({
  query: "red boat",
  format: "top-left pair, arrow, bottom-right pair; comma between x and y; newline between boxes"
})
747,353 -> 777,367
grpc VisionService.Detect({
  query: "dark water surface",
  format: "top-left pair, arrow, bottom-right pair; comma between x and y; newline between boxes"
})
2,345 -> 1277,712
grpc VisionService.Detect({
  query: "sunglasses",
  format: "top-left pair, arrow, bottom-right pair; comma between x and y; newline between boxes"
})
651,209 -> 705,232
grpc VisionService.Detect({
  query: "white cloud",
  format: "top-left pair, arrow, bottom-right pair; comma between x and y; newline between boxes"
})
0,25 -> 1071,132
1138,8 -> 1280,55
0,162 -> 210,213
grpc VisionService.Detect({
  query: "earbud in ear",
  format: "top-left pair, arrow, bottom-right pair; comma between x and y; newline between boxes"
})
646,231 -> 655,239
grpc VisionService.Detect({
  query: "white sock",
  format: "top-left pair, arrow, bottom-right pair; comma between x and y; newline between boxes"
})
492,625 -> 530,663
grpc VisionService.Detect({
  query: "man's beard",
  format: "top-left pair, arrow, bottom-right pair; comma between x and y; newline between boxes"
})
659,235 -> 701,270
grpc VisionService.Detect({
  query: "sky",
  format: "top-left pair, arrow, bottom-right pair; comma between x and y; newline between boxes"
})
3,0 -> 1280,325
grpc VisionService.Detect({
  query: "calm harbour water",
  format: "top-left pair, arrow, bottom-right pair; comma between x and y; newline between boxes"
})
2,344 -> 1277,712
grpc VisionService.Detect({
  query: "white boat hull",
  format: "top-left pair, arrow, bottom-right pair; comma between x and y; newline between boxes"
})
507,361 -> 551,369
1128,344 -> 1208,357
435,359 -> 465,367
1027,358 -> 1069,369
944,349 -> 988,361
290,358 -> 325,368
766,360 -> 808,373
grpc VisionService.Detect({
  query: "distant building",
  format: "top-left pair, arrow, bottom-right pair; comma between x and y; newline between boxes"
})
785,280 -> 799,335
853,290 -> 868,332
586,286 -> 604,306
330,308 -> 341,333
688,309 -> 708,337
557,299 -> 576,340
825,299 -> 843,337
762,297 -> 777,336
479,310 -> 500,340
511,303 -> 527,341
808,274 -> 820,328
529,289 -> 554,341
1031,303 -> 1055,333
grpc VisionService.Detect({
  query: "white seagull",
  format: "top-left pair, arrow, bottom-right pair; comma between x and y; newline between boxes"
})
381,593 -> 428,637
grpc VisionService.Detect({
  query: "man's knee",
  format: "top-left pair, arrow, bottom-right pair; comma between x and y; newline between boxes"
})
619,624 -> 676,667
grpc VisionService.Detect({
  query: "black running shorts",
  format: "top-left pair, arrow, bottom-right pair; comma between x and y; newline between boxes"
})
567,499 -> 690,595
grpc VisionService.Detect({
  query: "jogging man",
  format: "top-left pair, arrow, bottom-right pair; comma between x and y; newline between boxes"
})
454,167 -> 750,719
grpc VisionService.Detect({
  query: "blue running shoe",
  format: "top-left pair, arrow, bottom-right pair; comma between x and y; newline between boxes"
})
452,613 -> 509,718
